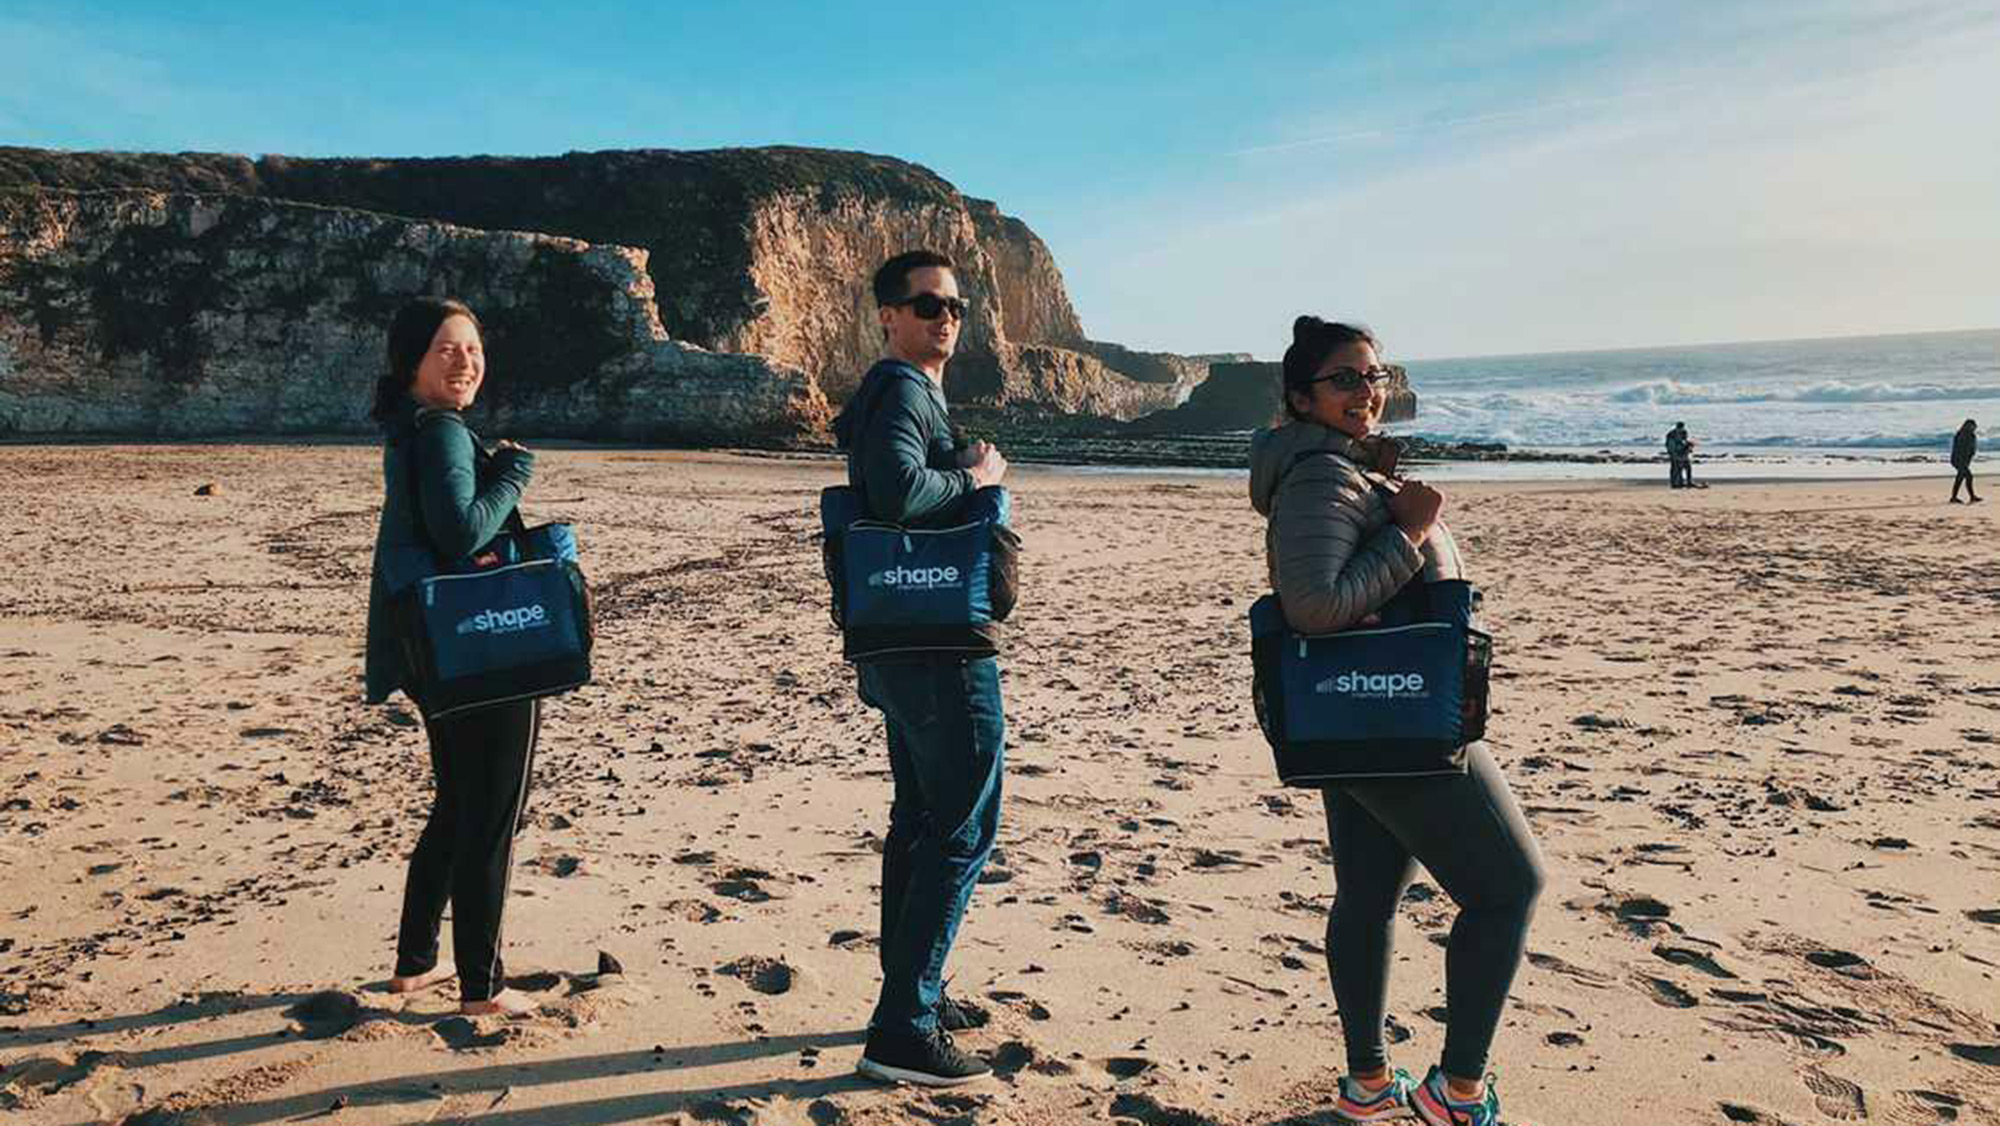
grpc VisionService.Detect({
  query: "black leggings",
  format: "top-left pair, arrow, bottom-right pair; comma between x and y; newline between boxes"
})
1952,467 -> 1978,499
394,699 -> 540,1001
1323,742 -> 1545,1080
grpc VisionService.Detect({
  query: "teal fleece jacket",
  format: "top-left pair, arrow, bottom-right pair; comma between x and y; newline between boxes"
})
363,398 -> 535,704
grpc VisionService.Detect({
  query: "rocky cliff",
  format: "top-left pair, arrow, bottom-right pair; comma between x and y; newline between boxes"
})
0,145 -> 1210,425
0,188 -> 828,440
1125,361 -> 1416,433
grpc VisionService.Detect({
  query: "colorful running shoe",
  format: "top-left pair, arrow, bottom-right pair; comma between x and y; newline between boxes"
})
1412,1066 -> 1502,1126
1333,1067 -> 1417,1123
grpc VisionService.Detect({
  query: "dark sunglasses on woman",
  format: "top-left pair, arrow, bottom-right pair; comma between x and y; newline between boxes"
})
1306,365 -> 1393,391
892,292 -> 971,321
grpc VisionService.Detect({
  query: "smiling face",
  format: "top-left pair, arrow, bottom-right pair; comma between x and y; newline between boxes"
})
409,315 -> 485,411
1290,339 -> 1388,440
877,265 -> 962,373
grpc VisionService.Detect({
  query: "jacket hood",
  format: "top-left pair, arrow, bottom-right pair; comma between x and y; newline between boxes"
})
833,359 -> 928,451
1249,422 -> 1395,515
379,393 -> 422,438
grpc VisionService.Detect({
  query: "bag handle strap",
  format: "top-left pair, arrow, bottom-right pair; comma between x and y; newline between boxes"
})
1281,447 -> 1402,505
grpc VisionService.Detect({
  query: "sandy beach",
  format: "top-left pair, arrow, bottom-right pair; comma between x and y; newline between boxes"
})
2,444 -> 1997,1126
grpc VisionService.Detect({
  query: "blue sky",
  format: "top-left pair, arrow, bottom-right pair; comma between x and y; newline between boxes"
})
3,0 -> 1996,359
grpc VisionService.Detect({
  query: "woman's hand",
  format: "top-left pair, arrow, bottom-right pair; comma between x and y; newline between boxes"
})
494,438 -> 527,454
1389,479 -> 1445,546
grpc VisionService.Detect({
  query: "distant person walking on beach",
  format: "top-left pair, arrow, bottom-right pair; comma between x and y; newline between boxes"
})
365,297 -> 543,1016
1950,419 -> 1981,504
1666,422 -> 1697,488
836,251 -> 1009,1087
1249,317 -> 1544,1126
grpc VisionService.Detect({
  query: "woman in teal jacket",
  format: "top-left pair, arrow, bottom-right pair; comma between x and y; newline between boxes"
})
366,297 -> 541,1016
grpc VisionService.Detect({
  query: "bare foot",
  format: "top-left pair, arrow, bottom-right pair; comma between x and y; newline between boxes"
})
388,961 -> 456,994
460,988 -> 538,1017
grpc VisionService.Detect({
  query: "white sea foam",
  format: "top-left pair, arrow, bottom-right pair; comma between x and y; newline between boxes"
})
1390,329 -> 2000,456
1606,379 -> 2000,406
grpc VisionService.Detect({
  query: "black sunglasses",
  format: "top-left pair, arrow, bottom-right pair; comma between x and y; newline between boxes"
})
1305,365 -> 1393,391
891,292 -> 971,321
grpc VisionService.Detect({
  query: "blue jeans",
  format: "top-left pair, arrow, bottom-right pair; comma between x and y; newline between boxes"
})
856,655 -> 1006,1036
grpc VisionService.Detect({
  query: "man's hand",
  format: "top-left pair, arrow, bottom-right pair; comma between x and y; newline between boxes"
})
1388,479 -> 1444,546
965,441 -> 1009,488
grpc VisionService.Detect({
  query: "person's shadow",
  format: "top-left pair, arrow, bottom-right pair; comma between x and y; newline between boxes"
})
150,1032 -> 872,1126
4,990 -> 872,1126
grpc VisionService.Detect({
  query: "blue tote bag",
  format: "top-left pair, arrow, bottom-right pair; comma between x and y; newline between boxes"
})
1250,579 -> 1490,785
819,485 -> 1019,659
382,450 -> 594,719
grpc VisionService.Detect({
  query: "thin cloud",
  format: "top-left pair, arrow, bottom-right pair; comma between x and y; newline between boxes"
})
1228,83 -> 1702,157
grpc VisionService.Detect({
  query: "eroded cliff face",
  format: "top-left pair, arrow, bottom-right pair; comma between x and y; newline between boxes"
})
965,198 -> 1086,352
1126,361 -> 1415,433
0,145 -> 1228,426
0,188 -> 827,440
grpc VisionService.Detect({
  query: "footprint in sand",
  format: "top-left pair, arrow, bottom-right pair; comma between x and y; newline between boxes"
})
986,990 -> 1052,1021
989,1039 -> 1073,1079
1946,1043 -> 2000,1067
1803,948 -> 1876,978
664,898 -> 722,923
1525,951 -> 1616,989
1653,944 -> 1738,978
1098,1056 -> 1155,1080
1802,1065 -> 1868,1120
1100,890 -> 1171,924
1718,1104 -> 1802,1125
717,956 -> 795,995
1633,974 -> 1699,1009
432,1016 -> 521,1050
284,990 -> 364,1039
1886,1088 -> 1965,1124
711,874 -> 774,903
1107,1091 -> 1220,1126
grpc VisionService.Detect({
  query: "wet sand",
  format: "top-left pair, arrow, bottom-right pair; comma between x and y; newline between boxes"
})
2,445 -> 1997,1125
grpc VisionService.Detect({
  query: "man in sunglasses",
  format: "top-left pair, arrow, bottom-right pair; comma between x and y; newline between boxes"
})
832,249 -> 1008,1086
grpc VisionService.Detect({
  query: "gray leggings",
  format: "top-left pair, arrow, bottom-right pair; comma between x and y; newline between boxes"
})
1322,742 -> 1545,1079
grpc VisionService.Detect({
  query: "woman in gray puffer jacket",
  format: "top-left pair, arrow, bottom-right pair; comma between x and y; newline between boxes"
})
1247,317 -> 1543,1126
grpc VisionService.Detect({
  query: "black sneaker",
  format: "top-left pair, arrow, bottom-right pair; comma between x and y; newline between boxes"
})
938,992 -> 990,1032
857,1027 -> 993,1087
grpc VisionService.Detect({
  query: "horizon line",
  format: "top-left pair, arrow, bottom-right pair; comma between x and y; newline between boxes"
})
1389,324 -> 2000,367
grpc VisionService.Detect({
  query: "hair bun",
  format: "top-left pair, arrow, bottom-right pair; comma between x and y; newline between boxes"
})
1292,314 -> 1326,341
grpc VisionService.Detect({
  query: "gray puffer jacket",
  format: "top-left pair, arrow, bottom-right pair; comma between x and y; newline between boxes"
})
1249,421 -> 1466,635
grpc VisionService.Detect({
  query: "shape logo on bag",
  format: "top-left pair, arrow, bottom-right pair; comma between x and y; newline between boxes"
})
456,603 -> 551,636
1315,670 -> 1428,699
867,564 -> 963,592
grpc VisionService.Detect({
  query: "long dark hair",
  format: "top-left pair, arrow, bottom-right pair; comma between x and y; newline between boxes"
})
369,297 -> 482,423
1280,315 -> 1379,421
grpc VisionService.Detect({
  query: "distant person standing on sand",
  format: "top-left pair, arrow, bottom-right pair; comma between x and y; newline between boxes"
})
1666,422 -> 1696,488
365,297 -> 543,1016
836,251 -> 1009,1087
1248,317 -> 1544,1126
1950,419 -> 1981,504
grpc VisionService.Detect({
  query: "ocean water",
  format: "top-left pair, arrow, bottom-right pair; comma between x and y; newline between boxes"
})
1393,328 -> 2000,473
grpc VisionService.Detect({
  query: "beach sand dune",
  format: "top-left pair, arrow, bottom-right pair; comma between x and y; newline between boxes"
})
2,446 -> 1996,1124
